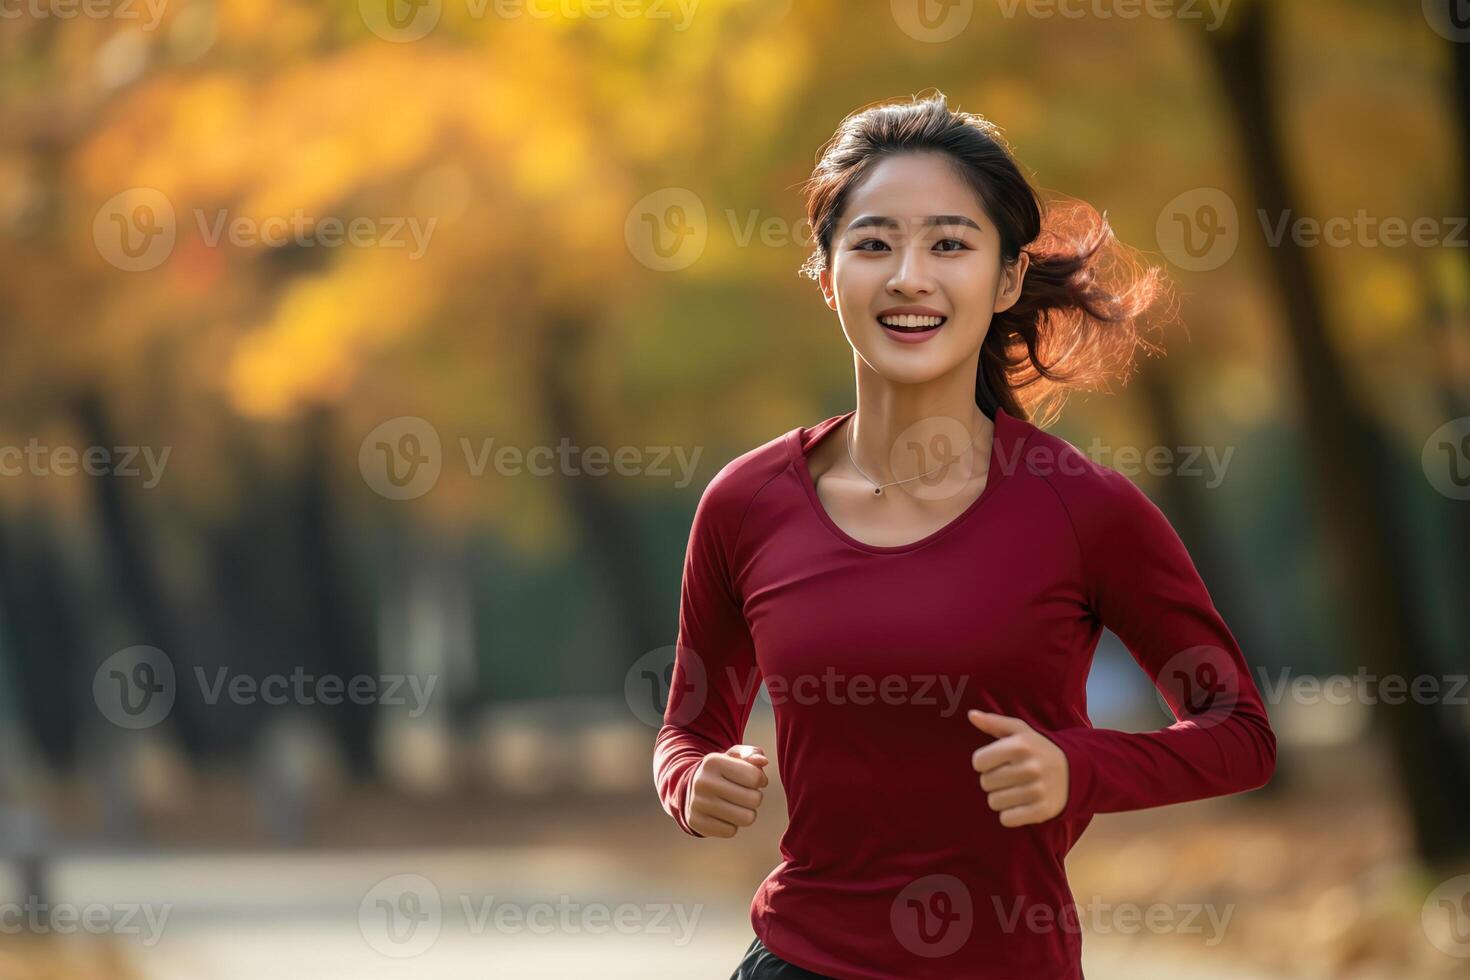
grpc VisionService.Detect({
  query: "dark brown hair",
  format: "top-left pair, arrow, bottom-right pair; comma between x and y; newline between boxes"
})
799,90 -> 1172,426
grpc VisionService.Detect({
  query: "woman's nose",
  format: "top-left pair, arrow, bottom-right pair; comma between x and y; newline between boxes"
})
888,245 -> 934,294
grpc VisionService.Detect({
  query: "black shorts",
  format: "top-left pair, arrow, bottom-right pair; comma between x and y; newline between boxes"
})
729,935 -> 834,979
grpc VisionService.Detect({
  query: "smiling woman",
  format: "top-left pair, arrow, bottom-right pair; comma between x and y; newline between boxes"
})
654,90 -> 1275,980
799,93 -> 1169,429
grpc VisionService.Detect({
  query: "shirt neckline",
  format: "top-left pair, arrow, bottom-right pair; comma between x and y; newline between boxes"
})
786,405 -> 1025,556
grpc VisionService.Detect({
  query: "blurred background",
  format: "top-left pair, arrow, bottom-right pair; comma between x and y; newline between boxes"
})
0,0 -> 1468,976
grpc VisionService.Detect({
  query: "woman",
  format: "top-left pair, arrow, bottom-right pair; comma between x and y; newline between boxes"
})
652,91 -> 1277,980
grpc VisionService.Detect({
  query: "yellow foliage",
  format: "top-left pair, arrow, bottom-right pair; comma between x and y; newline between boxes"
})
226,251 -> 436,418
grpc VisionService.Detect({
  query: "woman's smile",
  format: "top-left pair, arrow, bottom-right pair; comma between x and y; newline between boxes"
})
877,304 -> 949,343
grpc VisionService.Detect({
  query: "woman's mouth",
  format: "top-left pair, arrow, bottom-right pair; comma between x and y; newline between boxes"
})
878,313 -> 947,344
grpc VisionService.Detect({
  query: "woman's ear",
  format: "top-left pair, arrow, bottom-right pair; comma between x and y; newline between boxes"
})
993,251 -> 1030,314
819,267 -> 838,312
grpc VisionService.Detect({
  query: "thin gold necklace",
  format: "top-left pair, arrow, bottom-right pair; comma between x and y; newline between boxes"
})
844,414 -> 979,496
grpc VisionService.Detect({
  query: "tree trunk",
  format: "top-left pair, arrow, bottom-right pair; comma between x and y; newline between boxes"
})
539,315 -> 666,672
71,390 -> 208,762
0,516 -> 83,771
297,406 -> 377,777
1200,1 -> 1470,863
1442,0 -> 1470,719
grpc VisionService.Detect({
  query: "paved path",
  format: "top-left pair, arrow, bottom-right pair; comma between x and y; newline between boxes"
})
29,849 -> 1285,979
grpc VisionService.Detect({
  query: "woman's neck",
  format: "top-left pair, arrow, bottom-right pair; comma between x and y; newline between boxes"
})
845,357 -> 992,485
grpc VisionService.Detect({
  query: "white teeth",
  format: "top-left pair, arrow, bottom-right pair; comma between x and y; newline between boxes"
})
879,314 -> 945,329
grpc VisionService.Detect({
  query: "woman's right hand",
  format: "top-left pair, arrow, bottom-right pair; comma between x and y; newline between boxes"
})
687,744 -> 769,838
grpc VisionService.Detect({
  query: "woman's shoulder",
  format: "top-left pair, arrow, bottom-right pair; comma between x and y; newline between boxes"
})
1007,416 -> 1159,527
690,421 -> 804,525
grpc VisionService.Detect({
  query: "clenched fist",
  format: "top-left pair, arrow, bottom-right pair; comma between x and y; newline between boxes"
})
969,709 -> 1069,827
687,744 -> 769,838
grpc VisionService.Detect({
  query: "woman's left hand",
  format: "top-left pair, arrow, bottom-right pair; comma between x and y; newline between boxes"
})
968,709 -> 1069,827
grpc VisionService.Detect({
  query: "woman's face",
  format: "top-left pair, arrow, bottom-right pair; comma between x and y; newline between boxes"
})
818,151 -> 1028,386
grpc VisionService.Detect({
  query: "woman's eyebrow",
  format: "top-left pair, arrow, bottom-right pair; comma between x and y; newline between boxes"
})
844,214 -> 983,232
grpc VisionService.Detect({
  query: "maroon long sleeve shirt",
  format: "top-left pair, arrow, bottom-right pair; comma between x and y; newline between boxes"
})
653,405 -> 1277,979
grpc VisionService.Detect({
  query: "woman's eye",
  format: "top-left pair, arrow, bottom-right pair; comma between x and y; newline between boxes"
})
851,237 -> 966,252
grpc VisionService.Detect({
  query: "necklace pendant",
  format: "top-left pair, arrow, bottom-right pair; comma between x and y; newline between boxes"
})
874,487 -> 883,496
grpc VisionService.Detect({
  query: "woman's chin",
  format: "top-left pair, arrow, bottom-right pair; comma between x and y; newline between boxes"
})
861,349 -> 968,385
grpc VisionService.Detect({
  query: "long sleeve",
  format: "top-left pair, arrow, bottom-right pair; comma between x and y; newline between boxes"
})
652,461 -> 763,838
1040,464 -> 1278,819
